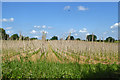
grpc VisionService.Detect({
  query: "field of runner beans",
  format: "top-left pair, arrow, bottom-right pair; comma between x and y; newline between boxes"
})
1,40 -> 120,79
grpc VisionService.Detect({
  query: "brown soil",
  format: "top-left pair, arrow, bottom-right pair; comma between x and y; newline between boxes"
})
46,43 -> 62,63
61,51 -> 76,63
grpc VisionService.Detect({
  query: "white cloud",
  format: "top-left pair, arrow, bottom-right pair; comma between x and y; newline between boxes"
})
6,31 -> 13,34
34,25 -> 53,29
64,6 -> 70,10
42,25 -> 46,28
34,26 -> 40,28
78,6 -> 88,11
6,27 -> 12,29
40,30 -> 48,34
10,18 -> 14,22
69,28 -> 76,33
110,22 -> 120,29
79,28 -> 87,33
2,18 -> 14,22
2,18 -> 8,22
74,33 -> 78,36
30,30 -> 37,34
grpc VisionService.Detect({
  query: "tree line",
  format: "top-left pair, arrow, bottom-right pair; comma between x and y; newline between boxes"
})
0,28 -> 37,40
0,28 -> 117,42
50,35 -> 116,42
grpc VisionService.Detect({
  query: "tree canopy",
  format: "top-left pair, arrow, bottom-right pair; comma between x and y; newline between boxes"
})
86,34 -> 97,41
105,37 -> 115,42
50,36 -> 58,40
0,28 -> 118,42
30,38 -> 38,40
10,34 -> 19,40
24,36 -> 29,40
0,28 -> 9,40
76,38 -> 81,40
66,36 -> 74,40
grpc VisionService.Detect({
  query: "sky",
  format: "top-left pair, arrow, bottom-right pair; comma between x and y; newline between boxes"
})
1,0 -> 120,2
1,2 -> 119,40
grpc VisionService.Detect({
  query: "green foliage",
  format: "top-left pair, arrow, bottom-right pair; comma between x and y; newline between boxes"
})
40,52 -> 45,60
114,40 -> 119,43
51,49 -> 63,62
5,34 -> 9,40
50,36 -> 58,40
2,60 -> 120,78
105,37 -> 115,42
46,39 -> 49,41
0,28 -> 9,40
97,40 -> 104,42
10,34 -> 19,40
86,34 -> 97,41
76,38 -> 81,40
24,36 -> 29,40
30,38 -> 38,40
66,36 -> 74,40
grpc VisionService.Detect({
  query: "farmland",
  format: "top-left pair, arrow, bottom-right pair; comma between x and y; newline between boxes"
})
1,2 -> 119,79
1,40 -> 120,78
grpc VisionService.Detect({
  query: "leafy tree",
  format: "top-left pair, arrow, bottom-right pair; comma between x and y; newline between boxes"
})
76,38 -> 81,40
66,36 -> 74,40
24,36 -> 29,40
30,38 -> 38,40
105,37 -> 115,42
46,39 -> 49,41
5,34 -> 9,40
10,34 -> 19,40
86,34 -> 97,41
50,36 -> 58,40
0,28 -> 6,40
0,28 -> 9,40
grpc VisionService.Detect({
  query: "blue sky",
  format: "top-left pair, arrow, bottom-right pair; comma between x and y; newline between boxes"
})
1,0 -> 120,2
2,2 -> 118,40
